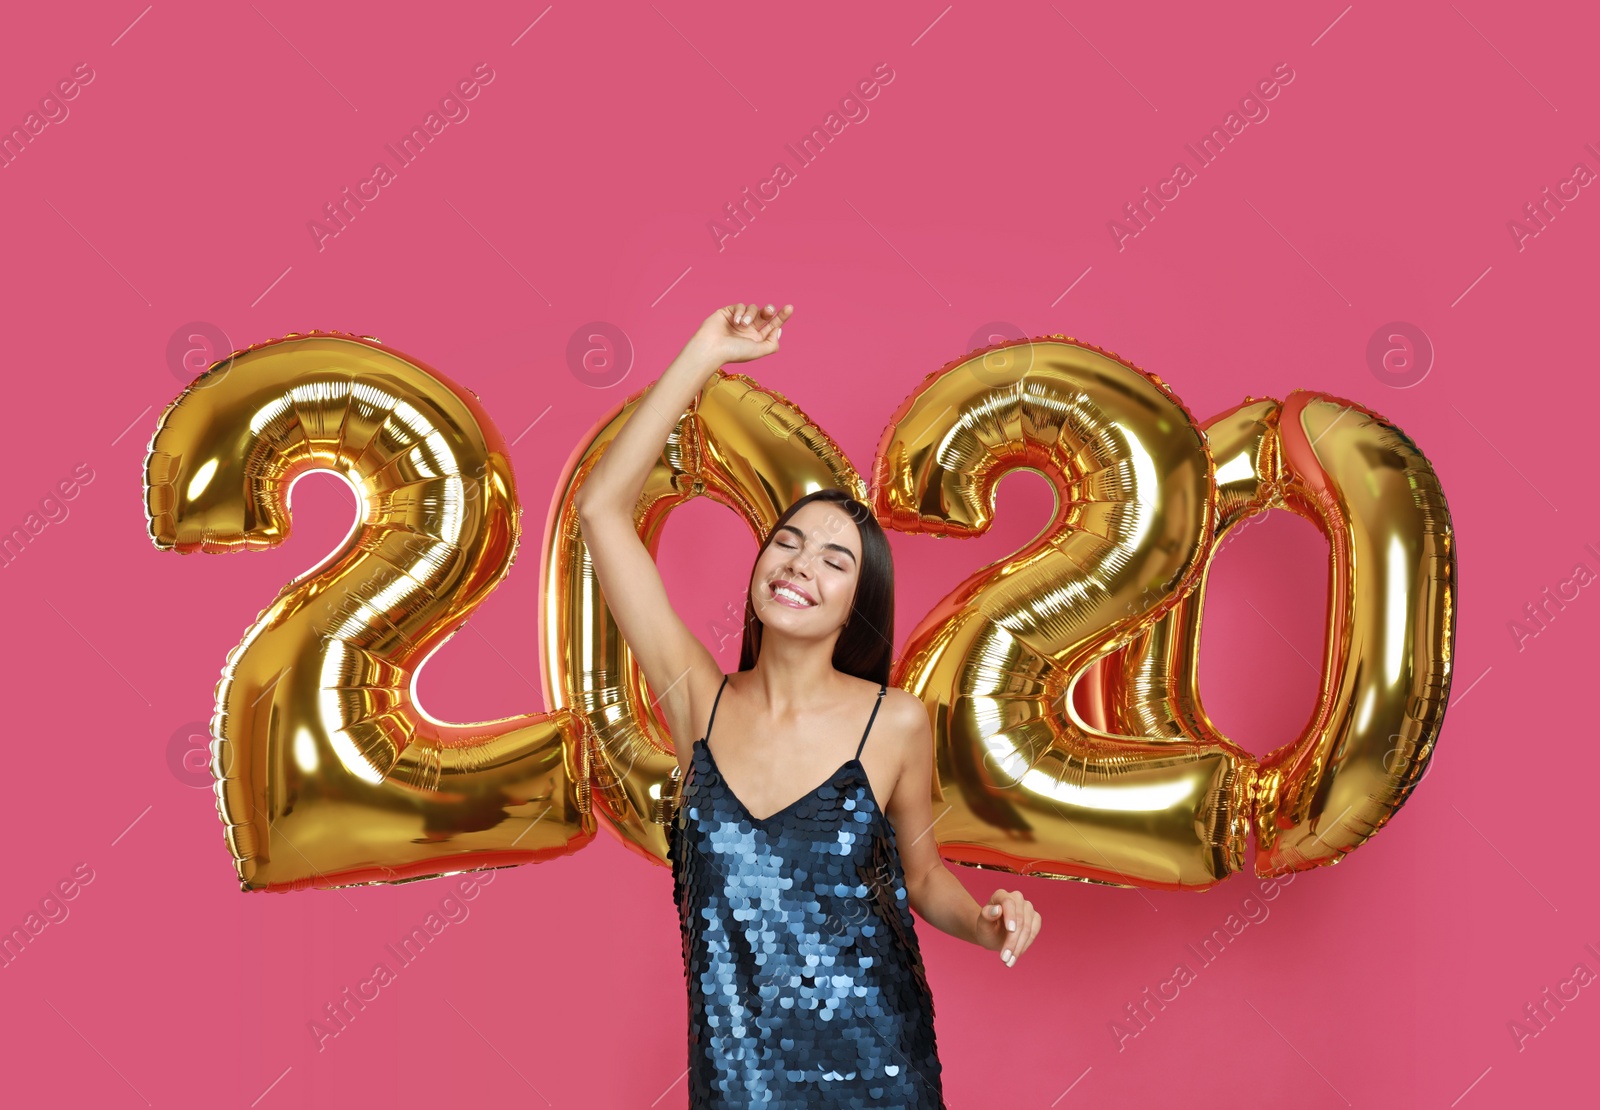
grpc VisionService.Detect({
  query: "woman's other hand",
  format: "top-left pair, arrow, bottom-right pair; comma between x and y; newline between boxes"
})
976,889 -> 1042,969
689,302 -> 793,366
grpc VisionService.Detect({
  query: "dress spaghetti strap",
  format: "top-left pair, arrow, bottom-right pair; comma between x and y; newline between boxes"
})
703,673 -> 731,743
855,682 -> 888,760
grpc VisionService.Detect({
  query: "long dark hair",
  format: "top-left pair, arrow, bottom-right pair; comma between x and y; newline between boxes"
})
737,488 -> 894,686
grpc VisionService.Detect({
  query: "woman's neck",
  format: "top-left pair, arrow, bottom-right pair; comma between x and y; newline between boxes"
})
744,637 -> 845,715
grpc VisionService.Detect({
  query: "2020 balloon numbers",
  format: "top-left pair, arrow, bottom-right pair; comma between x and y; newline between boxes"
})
144,331 -> 1454,893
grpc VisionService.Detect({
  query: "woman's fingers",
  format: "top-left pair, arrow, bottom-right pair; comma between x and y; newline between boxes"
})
1010,901 -> 1040,963
756,304 -> 792,341
997,890 -> 1019,964
761,304 -> 793,338
1016,904 -> 1041,964
716,301 -> 791,345
995,891 -> 1041,967
979,887 -> 1043,967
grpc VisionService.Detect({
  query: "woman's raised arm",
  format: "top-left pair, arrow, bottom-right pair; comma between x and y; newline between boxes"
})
573,302 -> 792,764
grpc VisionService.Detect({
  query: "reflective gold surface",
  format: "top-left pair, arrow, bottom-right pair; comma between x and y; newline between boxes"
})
874,338 -> 1252,891
1085,399 -> 1277,764
147,332 -> 1453,894
1071,390 -> 1455,879
543,369 -> 865,863
1253,391 -> 1454,874
145,332 -> 588,892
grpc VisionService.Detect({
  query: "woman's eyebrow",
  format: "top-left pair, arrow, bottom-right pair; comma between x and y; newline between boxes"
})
776,524 -> 857,563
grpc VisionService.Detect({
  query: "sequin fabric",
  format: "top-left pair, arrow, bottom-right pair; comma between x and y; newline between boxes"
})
667,675 -> 945,1109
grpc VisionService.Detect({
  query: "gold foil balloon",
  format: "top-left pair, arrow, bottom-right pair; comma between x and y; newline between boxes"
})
144,331 -> 589,892
1087,392 -> 1456,876
542,369 -> 864,863
1080,399 -> 1284,754
1252,392 -> 1455,873
871,338 -> 1255,891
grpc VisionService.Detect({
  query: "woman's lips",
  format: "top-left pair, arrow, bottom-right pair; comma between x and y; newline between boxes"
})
769,581 -> 815,608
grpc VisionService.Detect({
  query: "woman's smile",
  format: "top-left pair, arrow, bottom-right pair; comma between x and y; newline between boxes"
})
768,579 -> 817,608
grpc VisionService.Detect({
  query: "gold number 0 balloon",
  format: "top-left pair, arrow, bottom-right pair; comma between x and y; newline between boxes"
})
542,370 -> 864,864
1089,391 -> 1456,877
144,332 -> 589,892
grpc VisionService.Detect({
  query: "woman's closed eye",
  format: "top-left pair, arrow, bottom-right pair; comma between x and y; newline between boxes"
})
771,540 -> 844,572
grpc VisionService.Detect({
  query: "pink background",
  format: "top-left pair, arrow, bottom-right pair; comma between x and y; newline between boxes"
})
2,1 -> 1595,1105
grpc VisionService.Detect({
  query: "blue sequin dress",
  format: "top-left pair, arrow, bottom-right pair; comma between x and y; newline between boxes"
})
668,674 -> 946,1108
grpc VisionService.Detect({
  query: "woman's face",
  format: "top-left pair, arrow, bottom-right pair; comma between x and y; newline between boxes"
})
750,501 -> 862,636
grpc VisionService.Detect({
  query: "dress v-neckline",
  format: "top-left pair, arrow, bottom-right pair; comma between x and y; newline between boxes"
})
694,736 -> 869,827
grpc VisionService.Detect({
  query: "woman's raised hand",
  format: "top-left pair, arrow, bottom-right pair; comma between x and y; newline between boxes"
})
689,302 -> 794,366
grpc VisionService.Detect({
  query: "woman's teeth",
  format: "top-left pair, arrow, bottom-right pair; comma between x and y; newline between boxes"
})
773,584 -> 814,606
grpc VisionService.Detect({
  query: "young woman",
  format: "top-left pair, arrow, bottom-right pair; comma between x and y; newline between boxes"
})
575,303 -> 1043,1108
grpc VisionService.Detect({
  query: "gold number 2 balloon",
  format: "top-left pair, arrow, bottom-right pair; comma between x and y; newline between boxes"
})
145,332 -> 590,892
871,339 -> 1254,890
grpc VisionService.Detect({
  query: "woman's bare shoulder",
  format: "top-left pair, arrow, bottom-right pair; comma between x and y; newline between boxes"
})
877,685 -> 930,744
